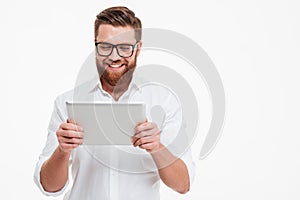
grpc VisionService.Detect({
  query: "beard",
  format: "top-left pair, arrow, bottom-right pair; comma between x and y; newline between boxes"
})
96,54 -> 137,87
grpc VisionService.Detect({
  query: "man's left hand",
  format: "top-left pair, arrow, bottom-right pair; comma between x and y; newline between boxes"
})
132,121 -> 161,153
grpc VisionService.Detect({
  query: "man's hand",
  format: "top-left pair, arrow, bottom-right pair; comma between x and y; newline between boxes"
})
56,119 -> 84,153
132,121 -> 161,153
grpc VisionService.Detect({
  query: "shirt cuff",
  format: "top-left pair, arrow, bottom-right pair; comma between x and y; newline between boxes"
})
33,156 -> 69,197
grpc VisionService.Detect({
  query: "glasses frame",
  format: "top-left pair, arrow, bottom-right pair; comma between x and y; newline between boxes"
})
95,41 -> 139,58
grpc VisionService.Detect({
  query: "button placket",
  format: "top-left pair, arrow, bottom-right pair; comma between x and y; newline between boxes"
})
109,148 -> 119,200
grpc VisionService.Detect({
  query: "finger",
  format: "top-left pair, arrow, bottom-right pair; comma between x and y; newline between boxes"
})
67,118 -> 79,124
139,143 -> 152,149
131,136 -> 139,145
59,130 -> 84,138
134,122 -> 154,133
58,137 -> 83,145
61,122 -> 84,131
57,129 -> 84,138
134,128 -> 160,139
131,133 -> 152,144
138,142 -> 157,151
134,122 -> 158,134
60,122 -> 84,132
133,135 -> 159,147
59,143 -> 80,150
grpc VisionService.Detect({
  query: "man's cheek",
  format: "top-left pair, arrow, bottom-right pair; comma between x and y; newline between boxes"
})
96,58 -> 106,71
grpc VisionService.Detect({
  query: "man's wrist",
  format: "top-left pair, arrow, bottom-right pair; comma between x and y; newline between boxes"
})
57,146 -> 72,158
149,143 -> 165,155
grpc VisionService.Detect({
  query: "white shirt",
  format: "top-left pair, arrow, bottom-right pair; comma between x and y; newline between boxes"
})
34,75 -> 195,200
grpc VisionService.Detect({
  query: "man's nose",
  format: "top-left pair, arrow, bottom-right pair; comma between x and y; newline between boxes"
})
108,47 -> 121,61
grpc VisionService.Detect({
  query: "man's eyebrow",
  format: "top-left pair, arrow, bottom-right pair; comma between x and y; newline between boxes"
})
97,41 -> 137,45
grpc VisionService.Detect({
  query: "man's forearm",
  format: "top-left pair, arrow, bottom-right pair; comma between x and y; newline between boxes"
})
40,147 -> 70,192
151,144 -> 190,194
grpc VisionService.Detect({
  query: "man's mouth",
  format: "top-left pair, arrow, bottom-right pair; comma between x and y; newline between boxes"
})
107,63 -> 125,71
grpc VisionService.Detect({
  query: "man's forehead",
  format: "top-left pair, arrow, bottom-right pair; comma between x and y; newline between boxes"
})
97,24 -> 136,43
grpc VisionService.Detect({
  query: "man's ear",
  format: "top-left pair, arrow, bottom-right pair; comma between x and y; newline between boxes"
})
136,40 -> 142,57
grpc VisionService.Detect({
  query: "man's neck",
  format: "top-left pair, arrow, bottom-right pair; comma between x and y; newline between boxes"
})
100,76 -> 132,101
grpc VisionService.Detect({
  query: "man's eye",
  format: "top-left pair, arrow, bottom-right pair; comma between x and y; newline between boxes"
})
99,46 -> 112,50
119,46 -> 131,51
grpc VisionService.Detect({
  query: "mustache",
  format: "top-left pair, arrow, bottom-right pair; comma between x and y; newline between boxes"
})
106,61 -> 128,66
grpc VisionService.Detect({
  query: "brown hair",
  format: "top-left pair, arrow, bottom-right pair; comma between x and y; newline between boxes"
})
94,6 -> 142,41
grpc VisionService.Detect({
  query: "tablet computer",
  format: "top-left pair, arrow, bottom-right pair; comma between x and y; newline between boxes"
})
66,101 -> 146,145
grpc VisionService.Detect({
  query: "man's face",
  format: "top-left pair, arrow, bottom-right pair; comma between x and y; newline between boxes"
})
95,24 -> 141,86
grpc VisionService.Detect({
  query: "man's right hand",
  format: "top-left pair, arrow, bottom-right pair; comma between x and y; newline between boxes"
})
56,119 -> 84,153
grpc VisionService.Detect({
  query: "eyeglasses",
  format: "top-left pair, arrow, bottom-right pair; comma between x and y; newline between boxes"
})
95,41 -> 139,58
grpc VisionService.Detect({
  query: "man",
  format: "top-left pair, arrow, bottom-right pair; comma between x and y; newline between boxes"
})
34,6 -> 195,200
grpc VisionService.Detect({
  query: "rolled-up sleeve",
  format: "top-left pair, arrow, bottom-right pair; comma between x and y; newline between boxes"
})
34,96 -> 70,196
162,124 -> 197,187
158,92 -> 197,187
179,147 -> 196,186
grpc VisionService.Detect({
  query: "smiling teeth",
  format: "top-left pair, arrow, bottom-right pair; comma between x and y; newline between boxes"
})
110,64 -> 122,68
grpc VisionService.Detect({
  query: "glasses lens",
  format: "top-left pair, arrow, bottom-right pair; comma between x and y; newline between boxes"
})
97,43 -> 113,56
117,44 -> 133,57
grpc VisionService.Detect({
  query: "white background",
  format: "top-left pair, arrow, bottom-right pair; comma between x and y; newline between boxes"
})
1,0 -> 300,199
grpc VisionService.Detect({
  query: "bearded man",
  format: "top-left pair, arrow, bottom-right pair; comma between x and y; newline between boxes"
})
34,6 -> 195,200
